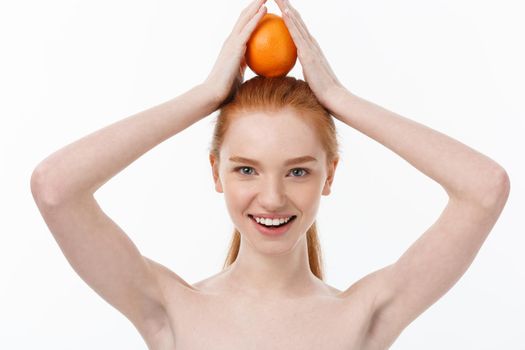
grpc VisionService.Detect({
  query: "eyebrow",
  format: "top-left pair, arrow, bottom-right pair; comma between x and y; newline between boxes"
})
228,155 -> 318,166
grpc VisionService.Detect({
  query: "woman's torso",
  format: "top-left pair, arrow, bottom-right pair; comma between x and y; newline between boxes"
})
148,270 -> 379,350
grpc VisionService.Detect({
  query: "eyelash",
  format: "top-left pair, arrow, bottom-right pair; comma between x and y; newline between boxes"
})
234,166 -> 310,177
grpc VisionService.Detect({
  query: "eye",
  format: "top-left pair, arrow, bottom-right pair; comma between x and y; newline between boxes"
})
236,166 -> 255,176
290,168 -> 309,177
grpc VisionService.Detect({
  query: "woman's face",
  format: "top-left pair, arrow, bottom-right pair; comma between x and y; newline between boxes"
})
210,107 -> 338,254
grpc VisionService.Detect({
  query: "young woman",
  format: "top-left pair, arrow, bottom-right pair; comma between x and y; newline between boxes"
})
30,0 -> 510,349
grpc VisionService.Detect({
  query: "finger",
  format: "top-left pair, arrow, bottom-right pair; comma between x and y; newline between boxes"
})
281,6 -> 308,51
239,4 -> 267,42
283,4 -> 321,55
233,0 -> 267,34
284,4 -> 312,44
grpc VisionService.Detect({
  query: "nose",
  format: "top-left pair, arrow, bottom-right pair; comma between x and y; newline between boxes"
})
256,176 -> 287,210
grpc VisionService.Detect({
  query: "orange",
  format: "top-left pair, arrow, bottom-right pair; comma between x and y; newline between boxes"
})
245,13 -> 297,78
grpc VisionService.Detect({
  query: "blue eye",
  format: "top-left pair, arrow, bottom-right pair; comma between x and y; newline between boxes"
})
290,168 -> 309,177
234,166 -> 310,177
237,166 -> 255,175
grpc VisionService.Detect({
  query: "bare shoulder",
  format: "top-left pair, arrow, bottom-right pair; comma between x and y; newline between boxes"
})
143,256 -> 195,292
340,265 -> 393,302
337,266 -> 395,323
139,257 -> 195,348
338,265 -> 398,348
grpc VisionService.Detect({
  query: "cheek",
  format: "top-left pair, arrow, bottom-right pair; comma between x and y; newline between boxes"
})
223,183 -> 253,212
292,185 -> 322,211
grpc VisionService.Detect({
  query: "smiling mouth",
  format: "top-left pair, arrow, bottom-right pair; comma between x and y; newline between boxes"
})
248,215 -> 297,228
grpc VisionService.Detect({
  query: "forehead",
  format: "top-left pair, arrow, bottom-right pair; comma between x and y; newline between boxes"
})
221,108 -> 323,160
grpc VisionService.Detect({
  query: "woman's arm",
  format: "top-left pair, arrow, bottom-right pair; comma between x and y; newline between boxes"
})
32,83 -> 219,205
329,89 -> 511,348
328,89 -> 509,207
29,84 -> 219,343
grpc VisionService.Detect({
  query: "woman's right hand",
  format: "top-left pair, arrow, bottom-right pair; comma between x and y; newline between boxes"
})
204,0 -> 267,109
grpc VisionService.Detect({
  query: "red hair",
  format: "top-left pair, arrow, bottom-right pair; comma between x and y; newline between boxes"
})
208,76 -> 340,281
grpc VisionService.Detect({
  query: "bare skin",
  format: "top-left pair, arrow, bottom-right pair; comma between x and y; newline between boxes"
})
30,0 -> 510,349
145,263 -> 380,350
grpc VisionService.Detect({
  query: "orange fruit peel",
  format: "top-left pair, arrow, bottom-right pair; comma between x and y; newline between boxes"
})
245,13 -> 298,78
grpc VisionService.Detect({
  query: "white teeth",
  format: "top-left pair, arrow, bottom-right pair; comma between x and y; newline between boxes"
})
253,216 -> 293,226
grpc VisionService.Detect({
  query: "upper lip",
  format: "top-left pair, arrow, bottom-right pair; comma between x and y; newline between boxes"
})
249,214 -> 296,219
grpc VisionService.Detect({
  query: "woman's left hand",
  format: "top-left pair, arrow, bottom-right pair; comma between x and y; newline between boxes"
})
275,0 -> 347,109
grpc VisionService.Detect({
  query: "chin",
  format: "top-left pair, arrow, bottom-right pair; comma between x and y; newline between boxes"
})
244,230 -> 306,256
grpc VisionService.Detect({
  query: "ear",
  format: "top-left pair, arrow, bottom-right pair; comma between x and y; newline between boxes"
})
209,153 -> 224,193
322,157 -> 339,196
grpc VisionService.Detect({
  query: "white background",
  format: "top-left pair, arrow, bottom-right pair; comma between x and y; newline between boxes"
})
1,0 -> 524,348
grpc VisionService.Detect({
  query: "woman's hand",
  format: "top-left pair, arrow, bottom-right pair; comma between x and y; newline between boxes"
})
204,0 -> 268,109
275,0 -> 347,110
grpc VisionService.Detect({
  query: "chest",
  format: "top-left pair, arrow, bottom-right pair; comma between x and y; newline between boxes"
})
163,291 -> 375,350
